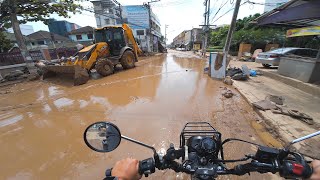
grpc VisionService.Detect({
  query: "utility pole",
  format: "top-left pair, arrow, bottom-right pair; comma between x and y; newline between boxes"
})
223,0 -> 241,55
165,24 -> 168,46
201,0 -> 210,57
144,0 -> 160,52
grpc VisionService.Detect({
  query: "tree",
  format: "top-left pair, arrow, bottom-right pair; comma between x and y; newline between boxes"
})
0,31 -> 13,53
0,0 -> 82,59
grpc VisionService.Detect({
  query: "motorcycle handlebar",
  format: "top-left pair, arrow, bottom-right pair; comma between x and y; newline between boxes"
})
105,156 -> 312,179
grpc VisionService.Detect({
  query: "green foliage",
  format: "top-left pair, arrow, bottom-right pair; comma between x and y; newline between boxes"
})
209,25 -> 229,46
0,0 -> 83,27
209,13 -> 287,52
0,31 -> 13,53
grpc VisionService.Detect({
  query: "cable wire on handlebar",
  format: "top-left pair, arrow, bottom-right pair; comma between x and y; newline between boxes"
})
221,138 -> 261,147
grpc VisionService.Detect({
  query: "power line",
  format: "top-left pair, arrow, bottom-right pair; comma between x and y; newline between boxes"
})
211,0 -> 249,24
210,0 -> 230,23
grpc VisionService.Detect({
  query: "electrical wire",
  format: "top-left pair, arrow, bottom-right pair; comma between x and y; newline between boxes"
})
211,0 -> 249,24
210,0 -> 230,23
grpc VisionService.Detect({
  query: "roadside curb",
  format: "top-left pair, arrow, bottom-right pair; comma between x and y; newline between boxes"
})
233,80 -> 320,159
233,82 -> 287,146
258,69 -> 320,97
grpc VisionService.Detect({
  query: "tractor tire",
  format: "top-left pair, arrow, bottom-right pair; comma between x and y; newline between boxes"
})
95,58 -> 114,77
120,50 -> 136,69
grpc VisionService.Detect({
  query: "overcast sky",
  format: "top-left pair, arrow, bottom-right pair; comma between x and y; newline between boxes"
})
26,0 -> 265,43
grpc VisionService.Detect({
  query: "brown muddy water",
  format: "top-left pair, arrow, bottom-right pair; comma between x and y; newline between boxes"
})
0,51 -> 281,179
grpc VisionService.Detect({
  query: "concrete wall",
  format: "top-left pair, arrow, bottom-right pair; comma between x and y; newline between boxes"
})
278,56 -> 320,83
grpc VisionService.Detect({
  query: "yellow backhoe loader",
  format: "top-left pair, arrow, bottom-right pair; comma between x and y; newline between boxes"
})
42,23 -> 143,85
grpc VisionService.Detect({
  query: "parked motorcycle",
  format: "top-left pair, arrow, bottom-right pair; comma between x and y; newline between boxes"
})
83,122 -> 320,179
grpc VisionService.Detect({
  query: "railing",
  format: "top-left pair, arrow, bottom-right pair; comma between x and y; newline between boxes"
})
49,48 -> 77,59
0,52 -> 25,66
29,50 -> 44,61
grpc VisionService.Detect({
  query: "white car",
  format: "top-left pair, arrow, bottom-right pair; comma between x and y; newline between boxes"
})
256,48 -> 319,67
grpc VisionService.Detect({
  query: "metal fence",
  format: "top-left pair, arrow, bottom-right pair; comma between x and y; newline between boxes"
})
0,52 -> 25,66
49,48 -> 77,59
0,47 -> 78,66
29,50 -> 44,61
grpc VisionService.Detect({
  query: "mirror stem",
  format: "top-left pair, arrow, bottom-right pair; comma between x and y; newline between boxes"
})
121,135 -> 157,154
286,131 -> 320,149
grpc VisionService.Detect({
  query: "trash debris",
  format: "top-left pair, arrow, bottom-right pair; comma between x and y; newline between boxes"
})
0,74 -> 5,83
232,73 -> 248,81
252,100 -> 276,111
226,67 -> 242,77
266,95 -> 285,105
27,72 -> 41,81
241,65 -> 250,76
4,70 -> 25,81
272,106 -> 314,125
223,76 -> 233,85
252,49 -> 263,60
204,67 -> 209,74
222,88 -> 234,98
226,66 -> 251,81
250,70 -> 257,77
239,52 -> 253,61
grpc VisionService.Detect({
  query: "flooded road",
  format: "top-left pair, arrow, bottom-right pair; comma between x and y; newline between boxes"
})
0,50 -> 281,179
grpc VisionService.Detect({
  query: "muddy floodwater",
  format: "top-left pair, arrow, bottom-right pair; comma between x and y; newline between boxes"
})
0,51 -> 281,179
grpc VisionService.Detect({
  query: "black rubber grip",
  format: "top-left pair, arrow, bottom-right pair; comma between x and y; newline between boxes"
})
105,168 -> 112,176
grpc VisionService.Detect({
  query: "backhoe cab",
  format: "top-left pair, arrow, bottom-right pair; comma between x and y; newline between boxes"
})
42,24 -> 143,86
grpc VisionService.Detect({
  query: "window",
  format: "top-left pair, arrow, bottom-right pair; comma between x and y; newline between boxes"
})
76,35 -> 82,40
37,41 -> 45,45
114,31 -> 122,40
87,33 -> 93,39
105,18 -> 110,25
136,30 -> 144,36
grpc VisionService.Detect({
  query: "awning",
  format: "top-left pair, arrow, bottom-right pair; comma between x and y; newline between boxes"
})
253,0 -> 320,27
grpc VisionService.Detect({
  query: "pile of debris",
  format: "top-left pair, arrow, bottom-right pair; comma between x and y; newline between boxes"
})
225,65 -> 260,82
0,68 -> 42,84
252,95 -> 314,125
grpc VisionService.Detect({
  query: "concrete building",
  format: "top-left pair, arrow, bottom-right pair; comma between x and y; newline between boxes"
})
68,26 -> 94,46
48,19 -> 81,37
7,24 -> 34,35
264,0 -> 289,12
91,0 -> 162,52
122,5 -> 162,52
172,28 -> 202,50
91,0 -> 122,27
27,30 -> 72,49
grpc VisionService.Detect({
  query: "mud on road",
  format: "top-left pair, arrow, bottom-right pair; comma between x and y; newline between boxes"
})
0,51 -> 281,179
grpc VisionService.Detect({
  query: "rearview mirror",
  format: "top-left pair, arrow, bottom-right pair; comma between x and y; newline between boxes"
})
84,122 -> 121,153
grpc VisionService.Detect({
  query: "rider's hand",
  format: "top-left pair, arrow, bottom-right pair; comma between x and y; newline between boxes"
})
111,158 -> 142,180
310,160 -> 320,180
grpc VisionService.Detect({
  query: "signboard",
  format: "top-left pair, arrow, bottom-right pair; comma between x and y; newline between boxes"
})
286,26 -> 320,38
123,6 -> 149,29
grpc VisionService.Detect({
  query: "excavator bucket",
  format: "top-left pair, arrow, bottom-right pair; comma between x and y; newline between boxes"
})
43,65 -> 90,86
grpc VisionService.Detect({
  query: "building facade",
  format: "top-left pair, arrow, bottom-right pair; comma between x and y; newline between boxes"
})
172,28 -> 202,50
27,30 -> 73,49
48,19 -> 81,37
68,26 -> 94,46
91,1 -> 162,52
92,0 -> 122,27
264,0 -> 289,12
122,5 -> 162,52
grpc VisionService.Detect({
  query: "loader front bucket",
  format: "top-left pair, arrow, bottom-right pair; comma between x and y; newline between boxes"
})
43,65 -> 90,86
